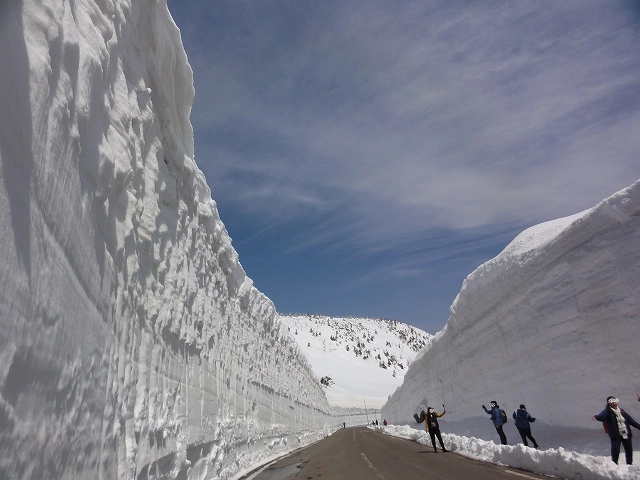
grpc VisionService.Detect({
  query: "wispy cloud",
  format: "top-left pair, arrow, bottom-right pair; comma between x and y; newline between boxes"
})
176,0 -> 640,256
169,0 -> 640,329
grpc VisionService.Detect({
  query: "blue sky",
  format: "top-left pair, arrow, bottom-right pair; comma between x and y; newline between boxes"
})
167,0 -> 640,333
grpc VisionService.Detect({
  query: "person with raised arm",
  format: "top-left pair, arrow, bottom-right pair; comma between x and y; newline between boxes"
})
593,396 -> 640,465
482,400 -> 508,445
425,405 -> 448,453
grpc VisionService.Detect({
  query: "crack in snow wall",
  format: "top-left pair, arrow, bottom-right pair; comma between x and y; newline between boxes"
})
0,1 -> 366,479
382,180 -> 640,431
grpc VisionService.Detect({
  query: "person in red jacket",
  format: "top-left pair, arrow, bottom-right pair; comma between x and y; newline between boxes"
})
593,396 -> 640,465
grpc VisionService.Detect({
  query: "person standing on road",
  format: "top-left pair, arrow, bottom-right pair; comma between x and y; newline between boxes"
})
483,401 -> 508,445
593,396 -> 640,465
425,406 -> 448,453
513,404 -> 539,448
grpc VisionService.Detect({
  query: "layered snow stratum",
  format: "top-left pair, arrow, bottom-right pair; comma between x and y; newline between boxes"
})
0,2 -> 367,479
383,180 -> 640,433
3,0 -> 640,479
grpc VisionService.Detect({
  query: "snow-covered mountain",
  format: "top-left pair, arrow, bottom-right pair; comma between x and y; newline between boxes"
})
279,314 -> 431,409
383,179 -> 640,442
0,2 -> 366,479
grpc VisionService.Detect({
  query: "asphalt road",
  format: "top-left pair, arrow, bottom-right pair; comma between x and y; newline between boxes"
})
247,427 -> 555,480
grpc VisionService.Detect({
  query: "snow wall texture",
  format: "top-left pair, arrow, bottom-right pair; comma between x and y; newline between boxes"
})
0,1 -> 368,479
383,180 -> 640,432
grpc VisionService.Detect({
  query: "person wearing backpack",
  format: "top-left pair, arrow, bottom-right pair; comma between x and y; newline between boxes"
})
513,404 -> 539,449
482,400 -> 508,445
593,396 -> 640,465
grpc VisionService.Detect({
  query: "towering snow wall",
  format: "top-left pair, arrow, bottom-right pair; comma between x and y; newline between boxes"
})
0,1 -> 362,479
382,180 -> 640,430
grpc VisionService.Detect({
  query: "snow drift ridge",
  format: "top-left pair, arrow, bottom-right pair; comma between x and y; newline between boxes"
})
383,179 -> 640,430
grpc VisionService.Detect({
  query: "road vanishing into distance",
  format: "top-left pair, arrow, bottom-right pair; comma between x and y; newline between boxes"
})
245,427 -> 556,480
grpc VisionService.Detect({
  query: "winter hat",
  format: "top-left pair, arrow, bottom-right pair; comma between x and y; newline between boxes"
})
519,404 -> 526,409
607,396 -> 620,404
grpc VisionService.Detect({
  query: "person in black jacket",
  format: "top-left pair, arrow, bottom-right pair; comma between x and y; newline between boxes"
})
593,396 -> 640,465
425,406 -> 448,453
513,404 -> 539,448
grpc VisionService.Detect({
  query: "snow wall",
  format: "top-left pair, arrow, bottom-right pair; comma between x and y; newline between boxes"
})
0,1 -> 368,479
383,180 -> 640,432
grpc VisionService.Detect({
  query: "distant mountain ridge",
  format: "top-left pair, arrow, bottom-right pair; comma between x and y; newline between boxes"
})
279,314 -> 432,409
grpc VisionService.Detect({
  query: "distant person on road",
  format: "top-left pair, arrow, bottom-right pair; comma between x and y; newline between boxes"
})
513,404 -> 539,448
483,401 -> 508,445
383,419 -> 388,426
593,396 -> 640,465
343,422 -> 346,428
425,406 -> 448,453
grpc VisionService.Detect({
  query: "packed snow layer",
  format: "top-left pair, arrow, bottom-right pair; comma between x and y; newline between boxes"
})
0,2 -> 366,479
279,314 -> 431,409
383,180 -> 640,439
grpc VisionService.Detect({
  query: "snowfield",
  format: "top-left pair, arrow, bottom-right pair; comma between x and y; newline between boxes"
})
279,314 -> 431,409
1,0 -> 640,479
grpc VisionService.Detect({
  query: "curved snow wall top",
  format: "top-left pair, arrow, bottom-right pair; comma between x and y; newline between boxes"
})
382,180 -> 640,430
0,1 -> 360,479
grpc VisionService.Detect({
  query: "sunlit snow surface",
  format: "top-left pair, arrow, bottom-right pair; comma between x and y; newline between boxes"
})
382,180 -> 640,477
0,1 -> 365,479
2,0 -> 640,479
279,314 -> 431,409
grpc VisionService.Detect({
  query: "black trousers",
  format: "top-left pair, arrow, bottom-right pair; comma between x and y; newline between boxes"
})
495,425 -> 508,445
610,435 -> 633,465
517,428 -> 538,448
429,427 -> 446,451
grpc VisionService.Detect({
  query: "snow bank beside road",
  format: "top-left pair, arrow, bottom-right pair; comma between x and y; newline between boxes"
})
378,424 -> 640,480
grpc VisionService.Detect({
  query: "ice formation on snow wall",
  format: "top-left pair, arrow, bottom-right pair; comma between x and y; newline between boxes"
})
0,1 -> 364,479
